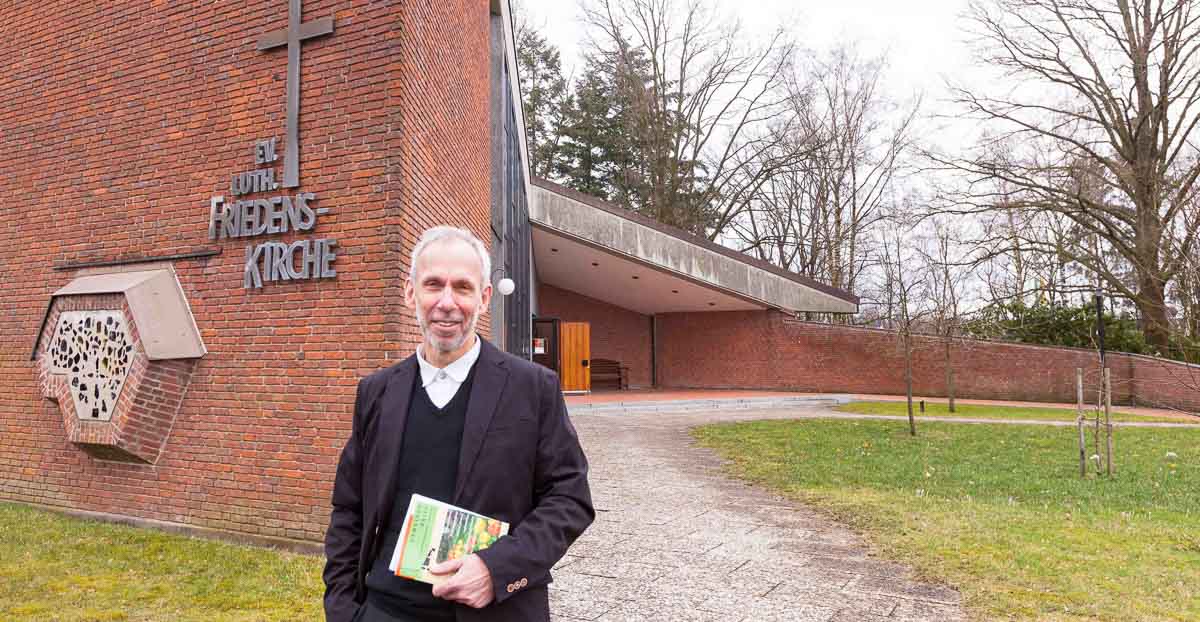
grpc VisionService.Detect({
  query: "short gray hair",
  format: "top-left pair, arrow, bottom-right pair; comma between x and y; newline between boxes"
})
409,226 -> 492,287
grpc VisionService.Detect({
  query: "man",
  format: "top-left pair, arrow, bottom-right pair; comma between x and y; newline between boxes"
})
323,226 -> 594,622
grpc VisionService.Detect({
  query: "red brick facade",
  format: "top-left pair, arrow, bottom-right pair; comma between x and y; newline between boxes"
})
537,284 -> 653,388
654,310 -> 1200,411
1,0 -> 492,542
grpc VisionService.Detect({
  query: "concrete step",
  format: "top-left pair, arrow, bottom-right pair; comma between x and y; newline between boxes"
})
567,394 -> 854,415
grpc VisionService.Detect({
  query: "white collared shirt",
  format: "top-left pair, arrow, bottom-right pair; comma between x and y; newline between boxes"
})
416,335 -> 481,408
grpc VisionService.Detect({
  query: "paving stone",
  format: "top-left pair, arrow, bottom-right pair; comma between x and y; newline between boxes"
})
732,560 -> 855,591
605,542 -> 701,564
554,554 -> 584,571
763,583 -> 900,616
828,612 -> 891,622
549,586 -> 621,621
806,555 -> 909,578
845,574 -> 962,605
780,541 -> 872,559
889,598 -> 969,621
733,598 -> 839,622
551,571 -> 626,597
593,597 -> 735,621
567,557 -> 670,582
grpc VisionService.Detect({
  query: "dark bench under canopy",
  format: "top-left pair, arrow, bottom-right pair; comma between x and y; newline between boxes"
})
590,358 -> 628,391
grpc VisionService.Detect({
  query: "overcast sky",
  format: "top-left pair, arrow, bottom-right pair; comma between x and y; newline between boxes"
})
519,0 -> 976,110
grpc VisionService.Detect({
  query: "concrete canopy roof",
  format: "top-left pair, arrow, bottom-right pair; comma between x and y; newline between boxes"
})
530,179 -> 859,316
34,268 -> 206,360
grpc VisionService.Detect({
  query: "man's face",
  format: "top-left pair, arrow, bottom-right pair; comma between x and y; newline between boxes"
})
405,238 -> 492,356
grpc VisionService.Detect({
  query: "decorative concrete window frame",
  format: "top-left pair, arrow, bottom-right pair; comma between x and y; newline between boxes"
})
32,266 -> 206,464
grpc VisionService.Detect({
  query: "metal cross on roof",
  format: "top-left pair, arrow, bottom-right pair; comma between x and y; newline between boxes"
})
256,0 -> 334,189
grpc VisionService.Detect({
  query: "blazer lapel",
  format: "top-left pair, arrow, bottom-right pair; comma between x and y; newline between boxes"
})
454,339 -> 509,503
372,356 -> 417,518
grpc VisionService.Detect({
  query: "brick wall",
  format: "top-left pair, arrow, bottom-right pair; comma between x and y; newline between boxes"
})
537,284 -> 653,388
1129,354 -> 1200,412
0,0 -> 492,542
656,310 -> 1199,412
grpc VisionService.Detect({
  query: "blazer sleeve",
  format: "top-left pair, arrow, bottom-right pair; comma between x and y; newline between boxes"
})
323,379 -> 367,622
475,366 -> 595,603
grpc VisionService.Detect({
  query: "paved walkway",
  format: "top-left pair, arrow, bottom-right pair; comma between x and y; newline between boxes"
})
550,405 -> 965,622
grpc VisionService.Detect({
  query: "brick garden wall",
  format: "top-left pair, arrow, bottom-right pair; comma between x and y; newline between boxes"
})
0,0 -> 492,542
1127,354 -> 1200,412
537,284 -> 654,388
655,310 -> 1200,412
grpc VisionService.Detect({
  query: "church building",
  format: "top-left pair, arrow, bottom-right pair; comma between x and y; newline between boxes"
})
0,0 -> 855,544
3,0 -> 1193,546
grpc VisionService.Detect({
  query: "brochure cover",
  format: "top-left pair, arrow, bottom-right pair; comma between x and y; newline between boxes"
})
388,493 -> 510,585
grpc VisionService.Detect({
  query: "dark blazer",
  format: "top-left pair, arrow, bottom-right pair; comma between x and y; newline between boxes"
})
323,338 -> 594,622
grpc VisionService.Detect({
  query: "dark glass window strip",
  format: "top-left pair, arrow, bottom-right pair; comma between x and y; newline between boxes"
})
500,59 -> 532,359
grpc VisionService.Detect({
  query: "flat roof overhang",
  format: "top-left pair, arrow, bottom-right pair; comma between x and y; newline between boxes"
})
530,179 -> 859,316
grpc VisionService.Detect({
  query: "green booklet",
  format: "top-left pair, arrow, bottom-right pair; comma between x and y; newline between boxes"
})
387,494 -> 510,585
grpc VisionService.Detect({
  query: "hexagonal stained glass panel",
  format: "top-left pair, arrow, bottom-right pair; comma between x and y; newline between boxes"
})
47,311 -> 134,421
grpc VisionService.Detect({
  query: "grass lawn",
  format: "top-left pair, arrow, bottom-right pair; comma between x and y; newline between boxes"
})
835,400 -> 1190,423
693,419 -> 1200,622
0,503 -> 324,621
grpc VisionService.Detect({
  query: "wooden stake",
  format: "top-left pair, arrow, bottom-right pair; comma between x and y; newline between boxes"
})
1105,367 -> 1114,476
1093,373 -> 1102,474
1077,368 -> 1086,477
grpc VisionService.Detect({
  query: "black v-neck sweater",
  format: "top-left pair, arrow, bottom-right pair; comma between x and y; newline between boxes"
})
364,363 -> 477,620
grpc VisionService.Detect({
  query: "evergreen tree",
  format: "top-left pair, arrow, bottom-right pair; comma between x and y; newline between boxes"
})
516,28 -> 569,180
556,47 -> 652,204
556,55 -> 613,199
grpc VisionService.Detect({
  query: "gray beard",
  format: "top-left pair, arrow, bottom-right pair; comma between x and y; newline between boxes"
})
417,306 -> 477,354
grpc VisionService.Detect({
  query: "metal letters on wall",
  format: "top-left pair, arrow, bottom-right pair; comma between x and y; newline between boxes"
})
204,0 -> 340,289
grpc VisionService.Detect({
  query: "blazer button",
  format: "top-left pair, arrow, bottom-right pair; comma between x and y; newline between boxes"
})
519,578 -> 528,587
506,583 -> 515,593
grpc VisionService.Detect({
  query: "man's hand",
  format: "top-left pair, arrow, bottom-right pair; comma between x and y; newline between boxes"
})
429,554 -> 495,609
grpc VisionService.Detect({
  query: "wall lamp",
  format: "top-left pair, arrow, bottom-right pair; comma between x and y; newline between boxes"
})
491,268 -> 516,296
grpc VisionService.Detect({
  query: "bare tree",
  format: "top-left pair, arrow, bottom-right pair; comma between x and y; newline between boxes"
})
878,223 -> 930,435
581,0 -> 806,238
962,161 -> 1096,309
732,45 -> 919,299
1168,196 -> 1200,354
934,0 -> 1200,352
920,219 -> 972,412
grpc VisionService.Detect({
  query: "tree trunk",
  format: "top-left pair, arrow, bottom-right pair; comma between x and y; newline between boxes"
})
944,336 -> 956,413
1136,273 -> 1171,352
905,332 -> 917,436
1190,272 -> 1200,341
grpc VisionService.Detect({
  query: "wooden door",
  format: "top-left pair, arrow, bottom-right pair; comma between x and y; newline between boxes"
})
558,322 -> 591,393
